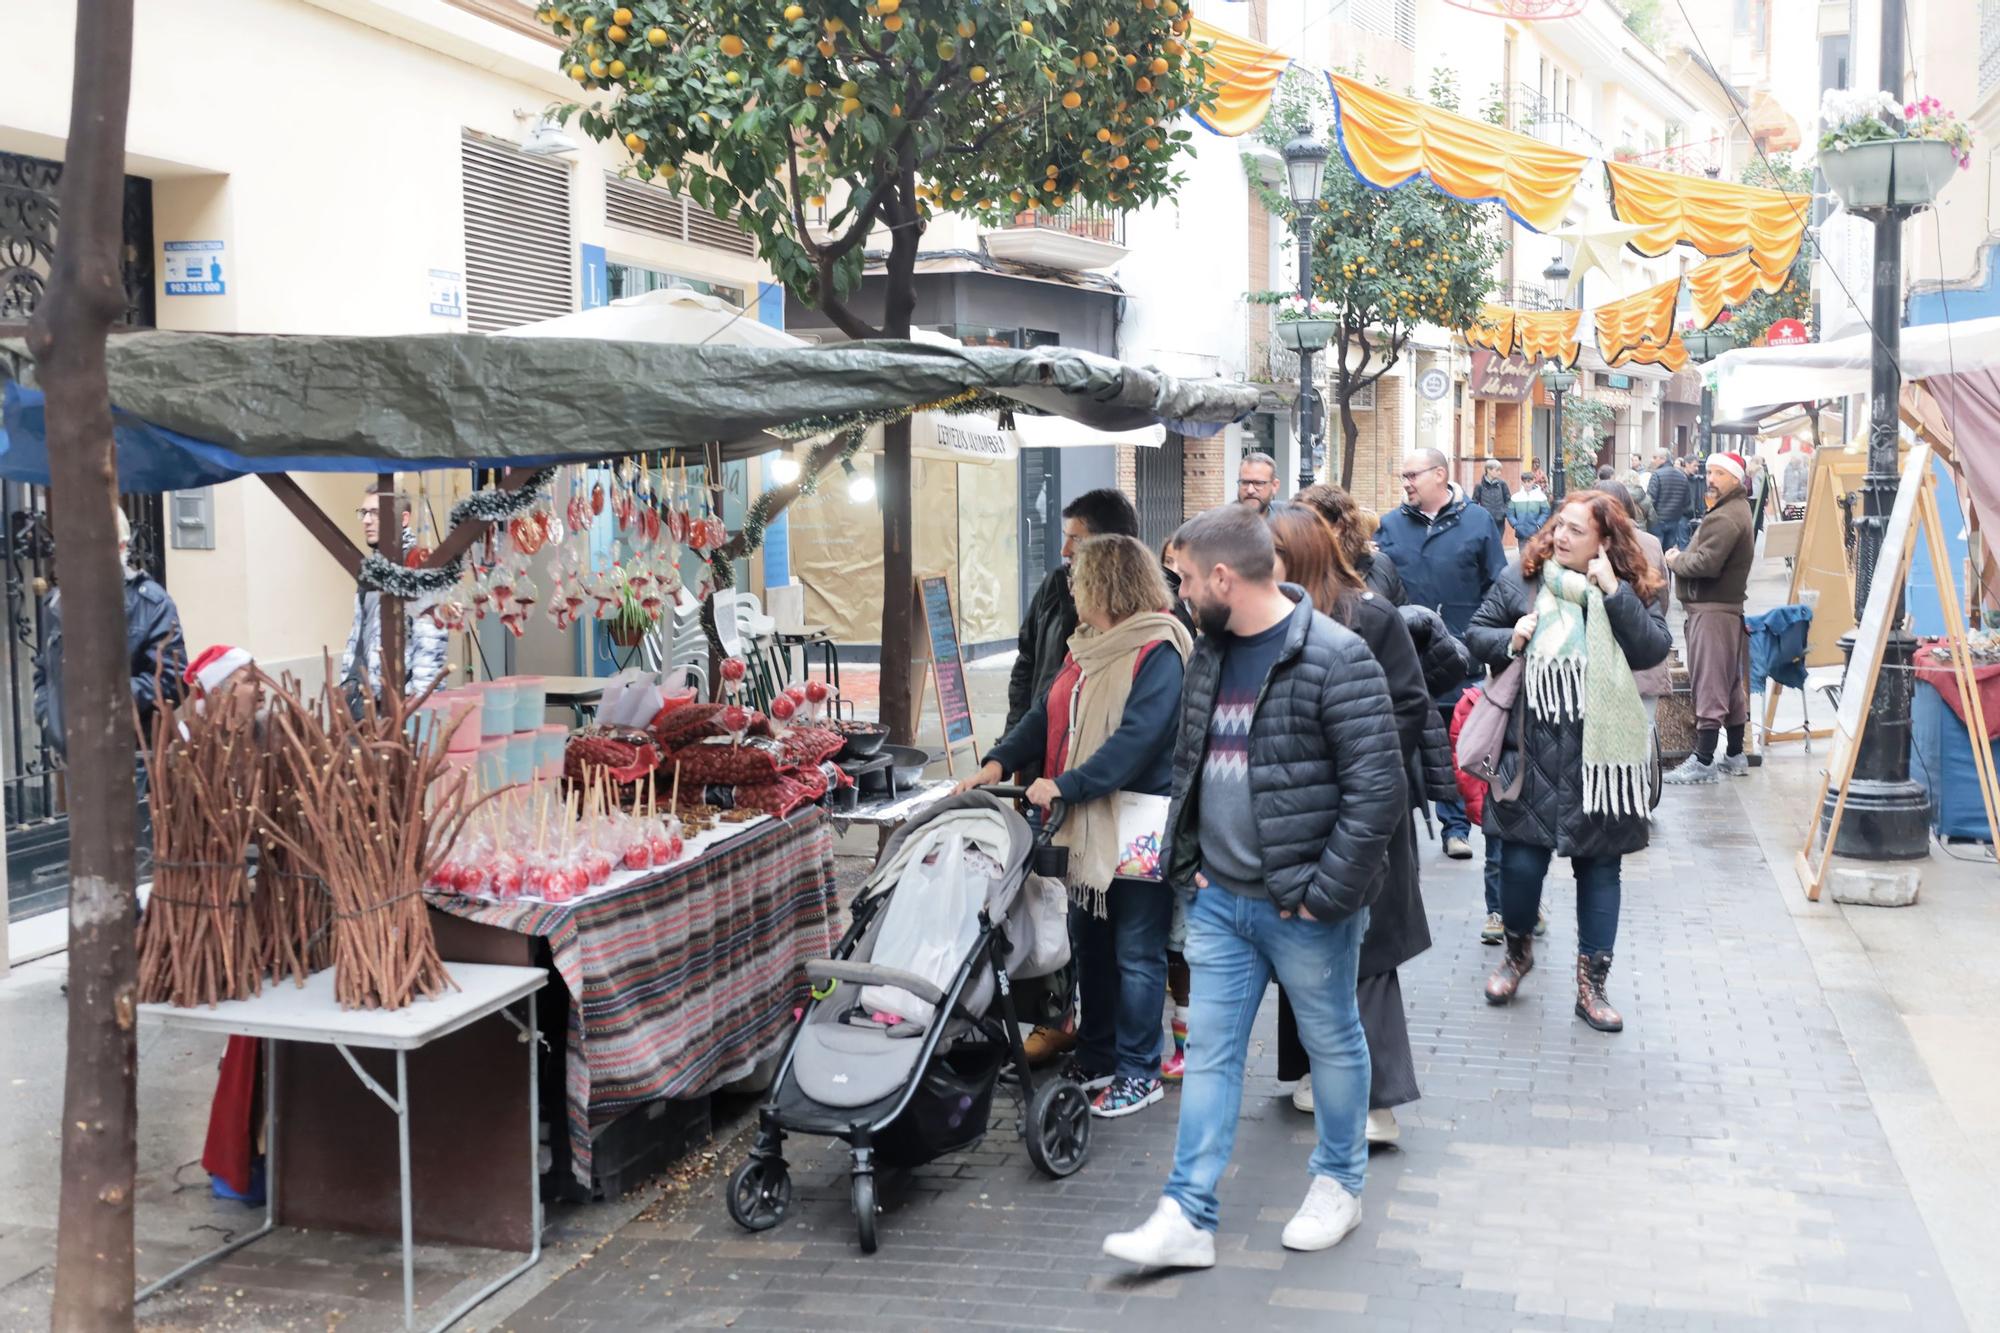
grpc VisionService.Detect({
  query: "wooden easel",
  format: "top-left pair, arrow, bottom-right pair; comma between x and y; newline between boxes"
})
1797,441 -> 2000,900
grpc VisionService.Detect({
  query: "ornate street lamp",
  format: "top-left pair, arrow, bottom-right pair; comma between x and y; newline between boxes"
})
1541,254 -> 1574,502
1284,135 -> 1332,492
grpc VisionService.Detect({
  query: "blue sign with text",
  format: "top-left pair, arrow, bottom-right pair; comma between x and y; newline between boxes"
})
164,240 -> 226,296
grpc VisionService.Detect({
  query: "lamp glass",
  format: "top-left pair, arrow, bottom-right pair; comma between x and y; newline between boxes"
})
1282,137 -> 1330,207
769,455 -> 801,485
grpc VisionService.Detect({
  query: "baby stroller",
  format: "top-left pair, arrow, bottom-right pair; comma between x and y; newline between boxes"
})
725,787 -> 1090,1252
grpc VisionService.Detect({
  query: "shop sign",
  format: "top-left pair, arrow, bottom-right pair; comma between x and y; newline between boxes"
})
427,268 -> 463,318
1468,349 -> 1536,402
1417,366 -> 1451,401
1604,372 -> 1632,389
163,240 -> 225,296
1766,318 -> 1809,346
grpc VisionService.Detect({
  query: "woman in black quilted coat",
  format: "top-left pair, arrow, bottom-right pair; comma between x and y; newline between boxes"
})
1266,504 -> 1434,1145
1464,490 -> 1671,1033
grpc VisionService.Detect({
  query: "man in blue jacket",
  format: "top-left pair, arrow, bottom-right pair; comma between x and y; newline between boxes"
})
1373,449 -> 1504,860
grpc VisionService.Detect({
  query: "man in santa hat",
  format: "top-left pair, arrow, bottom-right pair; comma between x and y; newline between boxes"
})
1662,452 -> 1758,785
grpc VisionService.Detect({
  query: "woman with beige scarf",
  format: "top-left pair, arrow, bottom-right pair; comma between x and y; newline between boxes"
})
958,535 -> 1193,1120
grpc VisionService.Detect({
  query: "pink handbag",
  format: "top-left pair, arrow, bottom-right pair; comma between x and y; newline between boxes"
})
1455,658 -> 1528,803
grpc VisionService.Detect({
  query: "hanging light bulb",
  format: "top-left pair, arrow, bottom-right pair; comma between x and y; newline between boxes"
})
843,457 -> 875,504
769,453 -> 801,485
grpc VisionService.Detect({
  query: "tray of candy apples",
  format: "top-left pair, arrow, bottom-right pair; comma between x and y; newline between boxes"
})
427,769 -> 685,904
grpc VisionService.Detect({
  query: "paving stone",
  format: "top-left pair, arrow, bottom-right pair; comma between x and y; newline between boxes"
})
495,787 -> 1970,1332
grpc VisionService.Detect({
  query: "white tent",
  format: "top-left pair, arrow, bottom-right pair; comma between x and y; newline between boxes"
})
496,286 -> 802,349
1710,315 -> 2000,420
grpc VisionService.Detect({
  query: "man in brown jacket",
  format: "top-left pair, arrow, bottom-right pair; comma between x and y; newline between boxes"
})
1660,451 -> 1757,784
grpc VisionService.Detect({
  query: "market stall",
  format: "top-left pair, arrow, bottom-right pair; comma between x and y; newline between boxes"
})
0,327 -> 1256,1238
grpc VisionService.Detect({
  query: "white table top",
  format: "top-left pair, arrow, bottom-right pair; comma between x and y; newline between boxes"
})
138,962 -> 547,1051
539,675 -> 606,704
840,780 -> 954,827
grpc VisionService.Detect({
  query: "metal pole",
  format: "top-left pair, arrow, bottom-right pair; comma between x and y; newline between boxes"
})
1295,213 -> 1317,493
1550,388 -> 1567,504
1826,0 -> 1928,860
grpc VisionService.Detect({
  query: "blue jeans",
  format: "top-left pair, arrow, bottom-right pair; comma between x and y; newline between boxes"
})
1482,832 -> 1503,915
1499,842 -> 1622,954
1162,888 -> 1369,1232
1436,797 -> 1471,842
1073,877 -> 1173,1082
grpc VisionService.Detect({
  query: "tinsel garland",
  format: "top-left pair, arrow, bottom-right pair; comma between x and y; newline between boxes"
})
445,466 -> 559,528
711,431 -> 867,592
356,551 -> 464,601
765,388 -> 1011,441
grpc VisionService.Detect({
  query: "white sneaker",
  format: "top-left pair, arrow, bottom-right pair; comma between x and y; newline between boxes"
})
1102,1196 -> 1216,1269
1719,752 -> 1750,777
1291,1079 -> 1314,1113
1280,1175 -> 1363,1252
1365,1108 -> 1400,1145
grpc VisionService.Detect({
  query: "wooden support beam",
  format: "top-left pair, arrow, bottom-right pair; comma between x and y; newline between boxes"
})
423,466 -> 534,570
258,474 -> 364,578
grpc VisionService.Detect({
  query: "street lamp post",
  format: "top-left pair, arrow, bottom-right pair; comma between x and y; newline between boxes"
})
1682,325 -> 1733,462
1824,0 -> 1930,861
1541,255 -> 1574,503
1283,135 -> 1331,493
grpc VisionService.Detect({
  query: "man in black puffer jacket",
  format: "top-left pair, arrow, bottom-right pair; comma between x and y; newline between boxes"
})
1104,504 -> 1404,1273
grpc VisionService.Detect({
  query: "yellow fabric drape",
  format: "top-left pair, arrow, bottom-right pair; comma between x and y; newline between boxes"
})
1467,303 -> 1517,356
1591,275 -> 1681,362
1330,74 -> 1588,232
1188,19 -> 1292,137
1514,308 -> 1582,366
1605,161 -> 1811,271
1684,251 -> 1792,328
1603,333 -> 1689,373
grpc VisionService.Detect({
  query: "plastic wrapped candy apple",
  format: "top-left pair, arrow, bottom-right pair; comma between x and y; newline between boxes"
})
493,856 -> 526,901
768,694 -> 796,739
621,837 -> 653,872
803,678 -> 831,723
585,850 -> 614,886
646,829 -> 675,865
721,704 -> 752,747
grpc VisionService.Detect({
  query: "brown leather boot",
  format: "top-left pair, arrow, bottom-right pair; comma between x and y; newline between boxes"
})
1484,932 -> 1534,1005
1574,952 -> 1624,1032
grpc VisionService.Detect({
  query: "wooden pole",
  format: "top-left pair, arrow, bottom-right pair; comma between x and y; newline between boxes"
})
378,472 -> 404,702
27,0 -> 141,1323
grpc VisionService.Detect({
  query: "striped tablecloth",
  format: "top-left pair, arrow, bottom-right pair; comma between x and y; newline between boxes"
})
427,810 -> 838,1184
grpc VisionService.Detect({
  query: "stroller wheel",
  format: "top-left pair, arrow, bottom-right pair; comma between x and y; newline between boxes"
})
851,1173 -> 879,1254
726,1157 -> 792,1232
1025,1078 -> 1092,1178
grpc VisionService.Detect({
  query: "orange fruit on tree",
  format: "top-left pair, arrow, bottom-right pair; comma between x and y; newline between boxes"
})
725,68 -> 742,82
1104,19 -> 1120,35
808,193 -> 826,206
581,14 -> 597,30
607,24 -> 627,42
613,7 -> 632,23
719,33 -> 745,55
937,36 -> 955,57
1135,75 -> 1152,92
608,57 -> 626,76
1123,53 -> 1137,66
969,64 -> 987,81
805,80 -> 824,94
624,131 -> 644,151
878,0 -> 901,12
1096,127 -> 1111,141
1166,38 -> 1184,54
569,63 -> 588,80
767,33 -> 782,48
647,26 -> 667,45
841,95 -> 862,112
589,57 -> 607,76
818,37 -> 836,55
951,186 -> 966,200
957,18 -> 975,37
1061,90 -> 1082,108
1082,50 -> 1099,67
785,56 -> 804,74
661,163 -> 679,177
840,79 -> 859,94
1149,56 -> 1169,73
1018,19 -> 1033,34
784,3 -> 805,16
1112,154 -> 1129,168
1010,189 -> 1024,202
883,13 -> 903,30
1144,136 -> 1160,149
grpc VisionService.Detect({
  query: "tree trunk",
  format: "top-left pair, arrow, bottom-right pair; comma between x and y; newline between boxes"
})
27,1 -> 140,1327
1340,394 -> 1361,493
876,186 -> 922,744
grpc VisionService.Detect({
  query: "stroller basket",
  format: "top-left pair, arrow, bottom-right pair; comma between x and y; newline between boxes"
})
876,1041 -> 1005,1168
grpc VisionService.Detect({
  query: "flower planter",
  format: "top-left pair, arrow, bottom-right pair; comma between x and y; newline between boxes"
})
1276,317 -> 1336,351
1821,138 -> 1959,210
607,621 -> 650,649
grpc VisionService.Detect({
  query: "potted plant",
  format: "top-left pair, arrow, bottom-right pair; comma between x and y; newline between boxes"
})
1268,293 -> 1337,351
1818,89 -> 1973,210
1679,310 -> 1734,363
606,583 -> 654,649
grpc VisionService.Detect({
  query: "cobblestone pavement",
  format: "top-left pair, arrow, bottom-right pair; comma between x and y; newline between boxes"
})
502,775 -> 1966,1332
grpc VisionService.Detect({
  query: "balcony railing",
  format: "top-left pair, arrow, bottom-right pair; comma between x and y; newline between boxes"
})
1612,141 -> 1720,178
1506,84 -> 1605,157
1490,281 -> 1562,311
1003,201 -> 1124,246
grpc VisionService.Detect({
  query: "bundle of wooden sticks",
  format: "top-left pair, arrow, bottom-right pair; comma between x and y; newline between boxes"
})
137,666 -> 484,1010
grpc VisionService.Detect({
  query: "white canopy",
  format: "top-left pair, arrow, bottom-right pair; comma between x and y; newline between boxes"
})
496,287 -> 802,349
1711,315 -> 2000,421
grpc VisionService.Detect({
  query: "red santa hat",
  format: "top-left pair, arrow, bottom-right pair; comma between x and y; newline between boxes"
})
185,644 -> 254,695
1706,451 -> 1748,484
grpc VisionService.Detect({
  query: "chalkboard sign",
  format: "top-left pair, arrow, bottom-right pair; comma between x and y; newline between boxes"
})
918,575 -> 976,752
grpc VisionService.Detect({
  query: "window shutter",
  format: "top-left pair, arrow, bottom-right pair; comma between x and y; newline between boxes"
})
605,174 -> 758,257
460,133 -> 573,331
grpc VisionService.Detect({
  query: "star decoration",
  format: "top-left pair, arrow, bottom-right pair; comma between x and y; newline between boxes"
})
1549,218 -> 1648,294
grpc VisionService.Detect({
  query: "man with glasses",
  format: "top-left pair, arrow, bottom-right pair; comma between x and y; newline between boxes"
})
1236,451 -> 1280,514
1374,449 -> 1504,863
339,484 -> 448,708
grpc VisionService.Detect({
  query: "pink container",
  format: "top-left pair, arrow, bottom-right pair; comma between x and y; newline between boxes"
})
436,690 -> 484,754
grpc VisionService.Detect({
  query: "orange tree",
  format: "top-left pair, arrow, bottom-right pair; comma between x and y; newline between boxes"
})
538,1 -> 1207,738
1249,70 -> 1502,488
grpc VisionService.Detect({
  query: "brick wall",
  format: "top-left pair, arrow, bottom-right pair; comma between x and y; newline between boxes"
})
1184,430 -> 1228,517
1248,194 -> 1271,374
1116,442 -> 1137,504
1338,372 -> 1406,514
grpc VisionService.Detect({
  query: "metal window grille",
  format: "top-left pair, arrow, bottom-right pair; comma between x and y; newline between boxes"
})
460,133 -> 573,331
1983,0 -> 2000,101
605,175 -> 758,257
